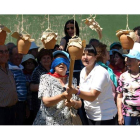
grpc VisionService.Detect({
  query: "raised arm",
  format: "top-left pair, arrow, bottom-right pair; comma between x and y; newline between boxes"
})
59,38 -> 66,50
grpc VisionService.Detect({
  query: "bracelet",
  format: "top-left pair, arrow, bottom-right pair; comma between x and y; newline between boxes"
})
76,89 -> 80,96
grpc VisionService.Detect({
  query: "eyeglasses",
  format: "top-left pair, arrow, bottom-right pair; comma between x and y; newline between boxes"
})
66,27 -> 74,30
0,50 -> 9,54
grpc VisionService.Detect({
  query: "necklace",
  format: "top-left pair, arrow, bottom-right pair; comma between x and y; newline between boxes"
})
130,73 -> 140,79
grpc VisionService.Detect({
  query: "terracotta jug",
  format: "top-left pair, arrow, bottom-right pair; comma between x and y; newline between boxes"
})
42,38 -> 56,49
17,38 -> 31,54
120,34 -> 134,49
0,30 -> 7,45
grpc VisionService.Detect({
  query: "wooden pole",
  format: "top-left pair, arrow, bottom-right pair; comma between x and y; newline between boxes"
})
68,58 -> 75,88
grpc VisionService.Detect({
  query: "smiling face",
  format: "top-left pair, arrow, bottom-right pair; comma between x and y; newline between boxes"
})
125,57 -> 140,71
81,50 -> 97,68
40,54 -> 52,69
114,53 -> 124,66
9,47 -> 23,66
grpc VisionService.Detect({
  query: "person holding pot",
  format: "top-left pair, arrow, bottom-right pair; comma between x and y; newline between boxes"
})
33,50 -> 81,125
117,49 -> 140,125
59,19 -> 86,124
66,43 -> 117,125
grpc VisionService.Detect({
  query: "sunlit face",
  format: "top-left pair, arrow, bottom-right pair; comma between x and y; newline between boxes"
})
114,53 -> 124,66
10,47 -> 23,66
40,55 -> 52,68
81,50 -> 96,68
66,23 -> 76,37
0,45 -> 9,65
55,63 -> 67,76
125,57 -> 139,71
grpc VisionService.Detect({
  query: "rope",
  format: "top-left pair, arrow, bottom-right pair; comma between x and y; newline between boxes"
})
46,14 -> 53,32
126,14 -> 130,30
21,14 -> 24,33
21,14 -> 28,34
74,14 -> 76,36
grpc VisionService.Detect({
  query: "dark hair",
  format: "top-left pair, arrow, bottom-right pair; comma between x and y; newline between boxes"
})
9,45 -> 17,55
113,51 -> 125,60
64,19 -> 79,36
133,26 -> 140,36
84,44 -> 97,55
89,38 -> 99,44
37,48 -> 53,64
94,42 -> 107,63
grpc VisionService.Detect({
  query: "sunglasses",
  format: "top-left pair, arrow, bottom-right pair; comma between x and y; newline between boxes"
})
0,50 -> 9,54
66,27 -> 74,30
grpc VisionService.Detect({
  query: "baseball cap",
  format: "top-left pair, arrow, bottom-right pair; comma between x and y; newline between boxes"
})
109,49 -> 118,55
29,42 -> 39,50
110,42 -> 122,50
123,49 -> 140,60
112,49 -> 128,56
53,50 -> 70,61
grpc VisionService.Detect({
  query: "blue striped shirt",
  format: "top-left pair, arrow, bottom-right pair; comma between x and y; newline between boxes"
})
8,62 -> 27,101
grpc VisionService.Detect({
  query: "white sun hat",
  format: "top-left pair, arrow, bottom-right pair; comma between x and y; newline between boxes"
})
21,54 -> 36,63
29,42 -> 39,50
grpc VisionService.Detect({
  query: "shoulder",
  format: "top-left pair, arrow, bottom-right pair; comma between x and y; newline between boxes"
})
93,63 -> 108,74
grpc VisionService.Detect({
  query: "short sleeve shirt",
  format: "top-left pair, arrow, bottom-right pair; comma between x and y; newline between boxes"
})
116,71 -> 140,117
80,63 -> 117,121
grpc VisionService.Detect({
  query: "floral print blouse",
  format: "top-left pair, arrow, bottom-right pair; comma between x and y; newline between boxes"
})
116,71 -> 140,117
33,74 -> 80,125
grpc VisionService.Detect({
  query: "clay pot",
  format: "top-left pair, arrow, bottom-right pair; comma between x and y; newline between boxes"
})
17,38 -> 31,54
120,34 -> 134,49
0,30 -> 7,45
42,38 -> 56,49
68,46 -> 84,60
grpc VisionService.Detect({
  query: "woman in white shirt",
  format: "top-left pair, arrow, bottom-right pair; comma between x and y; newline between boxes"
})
67,43 -> 117,125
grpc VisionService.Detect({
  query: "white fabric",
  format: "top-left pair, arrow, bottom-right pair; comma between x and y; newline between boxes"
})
132,42 -> 140,52
8,64 -> 24,70
79,63 -> 117,121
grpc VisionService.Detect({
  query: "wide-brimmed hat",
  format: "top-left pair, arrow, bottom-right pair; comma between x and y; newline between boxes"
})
21,54 -> 37,64
123,49 -> 140,60
53,50 -> 70,61
29,42 -> 39,50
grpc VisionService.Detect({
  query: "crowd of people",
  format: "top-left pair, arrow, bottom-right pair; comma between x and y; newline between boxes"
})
1,20 -> 140,125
